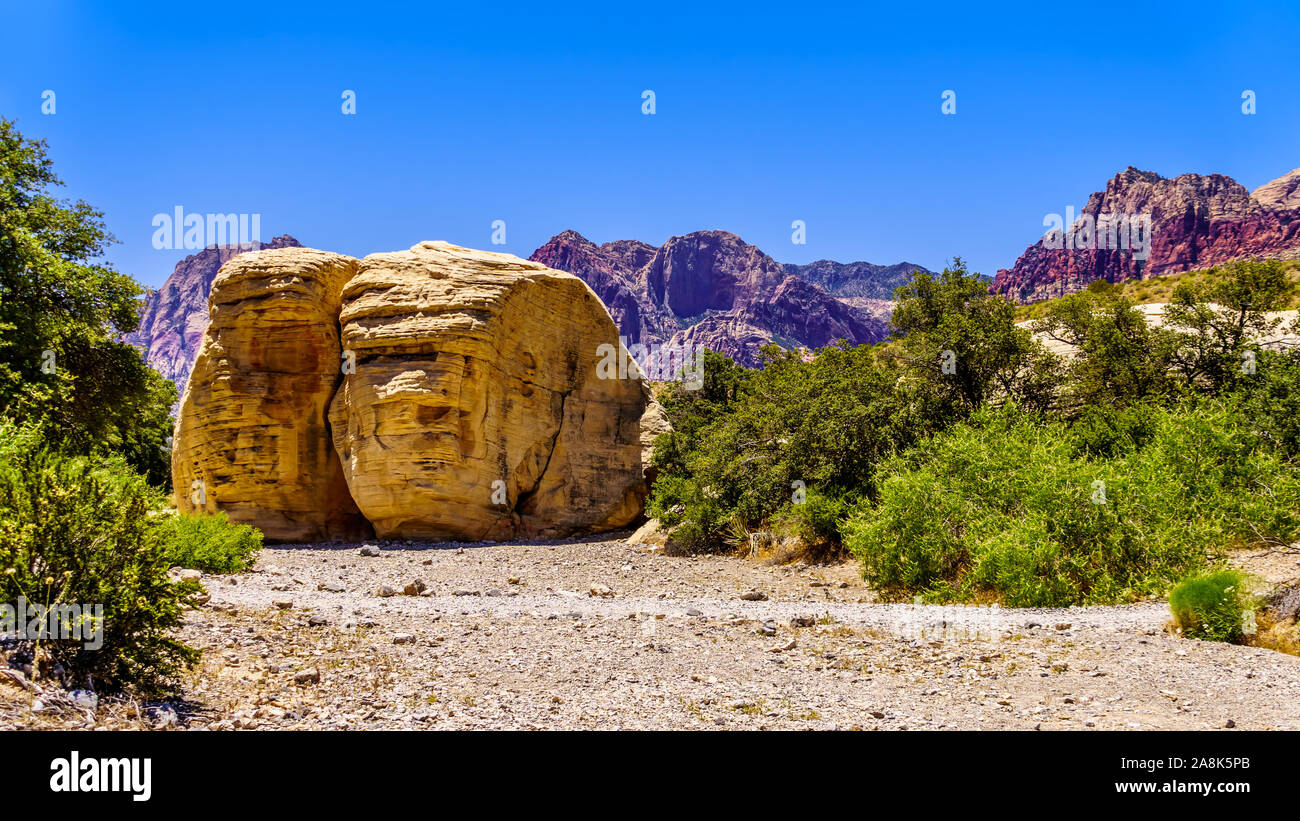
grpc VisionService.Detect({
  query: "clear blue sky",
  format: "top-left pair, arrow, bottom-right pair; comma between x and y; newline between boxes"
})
1,1 -> 1297,288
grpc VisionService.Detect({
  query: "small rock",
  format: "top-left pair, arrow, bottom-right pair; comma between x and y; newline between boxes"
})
507,576 -> 522,585
769,639 -> 797,653
790,614 -> 816,628
870,711 -> 885,719
307,615 -> 328,627
272,599 -> 293,610
452,589 -> 479,597
686,608 -> 703,617
69,690 -> 98,710
589,584 -> 615,598
175,568 -> 202,583
739,590 -> 768,602
392,634 -> 416,645
317,582 -> 345,593
294,669 -> 321,685
403,580 -> 427,596
1054,623 -> 1072,631
358,545 -> 380,557
1224,719 -> 1236,729
376,585 -> 398,598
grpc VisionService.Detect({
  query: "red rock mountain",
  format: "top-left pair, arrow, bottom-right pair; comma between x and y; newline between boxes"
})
530,230 -> 890,366
124,235 -> 302,394
993,167 -> 1300,303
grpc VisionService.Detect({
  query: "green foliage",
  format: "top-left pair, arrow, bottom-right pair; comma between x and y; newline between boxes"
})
1067,403 -> 1158,459
1033,286 -> 1178,410
648,342 -> 917,552
1237,348 -> 1300,460
652,350 -> 752,479
0,118 -> 176,485
0,422 -> 198,694
1163,258 -> 1292,395
768,487 -> 860,562
156,512 -> 263,574
888,259 -> 1061,421
1169,570 -> 1255,642
843,400 -> 1300,606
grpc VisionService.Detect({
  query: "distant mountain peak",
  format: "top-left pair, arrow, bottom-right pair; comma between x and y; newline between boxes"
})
531,229 -> 923,365
992,166 -> 1300,303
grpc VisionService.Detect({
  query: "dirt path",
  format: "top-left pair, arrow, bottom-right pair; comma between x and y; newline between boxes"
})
6,535 -> 1300,730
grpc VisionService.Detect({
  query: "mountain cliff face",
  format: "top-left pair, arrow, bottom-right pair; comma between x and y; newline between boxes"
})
530,230 -> 897,366
124,235 -> 302,393
784,259 -> 931,300
992,167 -> 1300,303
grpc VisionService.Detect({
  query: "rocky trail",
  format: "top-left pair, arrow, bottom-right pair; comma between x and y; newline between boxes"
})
6,535 -> 1300,731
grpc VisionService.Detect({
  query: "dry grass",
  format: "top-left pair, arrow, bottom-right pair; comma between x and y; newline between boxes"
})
1013,260 -> 1300,321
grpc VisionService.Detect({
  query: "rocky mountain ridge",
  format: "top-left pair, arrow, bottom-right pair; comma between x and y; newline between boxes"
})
992,167 -> 1300,303
530,230 -> 924,366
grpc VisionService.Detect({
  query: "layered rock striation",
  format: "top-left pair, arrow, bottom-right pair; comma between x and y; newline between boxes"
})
171,247 -> 370,542
125,235 -> 302,396
173,241 -> 655,542
328,241 -> 650,541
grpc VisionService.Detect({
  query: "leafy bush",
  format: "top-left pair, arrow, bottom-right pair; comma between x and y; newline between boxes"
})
844,400 -> 1300,606
1163,258 -> 1293,395
767,487 -> 860,562
648,343 -> 917,553
0,423 -> 198,694
0,119 -> 177,486
1169,570 -> 1256,642
1238,348 -> 1300,460
888,259 -> 1060,421
1068,403 -> 1157,459
1032,287 -> 1178,410
156,512 -> 263,574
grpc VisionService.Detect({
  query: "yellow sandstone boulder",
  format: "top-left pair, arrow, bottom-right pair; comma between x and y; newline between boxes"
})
171,247 -> 372,542
328,241 -> 649,540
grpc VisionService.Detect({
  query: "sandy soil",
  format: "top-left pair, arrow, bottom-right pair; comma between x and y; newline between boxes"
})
5,535 -> 1300,731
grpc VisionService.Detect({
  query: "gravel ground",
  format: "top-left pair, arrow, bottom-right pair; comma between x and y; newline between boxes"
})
5,535 -> 1300,731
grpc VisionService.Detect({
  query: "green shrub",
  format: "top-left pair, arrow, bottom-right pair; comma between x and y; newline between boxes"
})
648,343 -> 920,552
0,423 -> 198,694
646,474 -> 733,553
1169,570 -> 1256,642
768,487 -> 859,561
844,400 -> 1300,606
156,512 -> 263,574
1238,348 -> 1300,460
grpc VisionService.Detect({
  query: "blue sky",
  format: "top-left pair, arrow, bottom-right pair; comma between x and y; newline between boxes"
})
1,1 -> 1297,288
